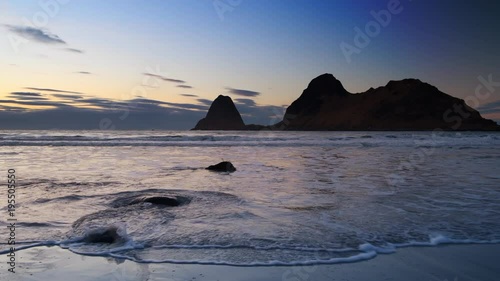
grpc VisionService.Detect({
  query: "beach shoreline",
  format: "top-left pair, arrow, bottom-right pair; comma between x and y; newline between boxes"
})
4,244 -> 499,281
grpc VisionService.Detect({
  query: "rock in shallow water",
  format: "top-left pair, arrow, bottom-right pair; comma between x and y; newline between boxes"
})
129,196 -> 190,207
206,161 -> 236,172
83,226 -> 123,244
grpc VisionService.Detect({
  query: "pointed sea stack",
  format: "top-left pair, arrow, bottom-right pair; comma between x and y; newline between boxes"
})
192,95 -> 246,130
280,74 -> 500,131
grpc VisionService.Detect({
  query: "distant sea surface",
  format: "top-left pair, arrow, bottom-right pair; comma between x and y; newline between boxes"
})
1,130 -> 499,266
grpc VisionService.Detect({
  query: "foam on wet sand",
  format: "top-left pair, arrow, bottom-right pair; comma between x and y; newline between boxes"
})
11,244 -> 500,281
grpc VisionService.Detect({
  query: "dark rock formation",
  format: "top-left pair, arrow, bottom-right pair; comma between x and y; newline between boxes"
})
129,196 -> 190,207
206,161 -> 236,172
83,226 -> 123,244
192,95 -> 246,130
280,74 -> 500,131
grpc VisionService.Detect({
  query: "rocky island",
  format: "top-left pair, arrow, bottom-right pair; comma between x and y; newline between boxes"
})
192,95 -> 246,130
192,74 -> 500,131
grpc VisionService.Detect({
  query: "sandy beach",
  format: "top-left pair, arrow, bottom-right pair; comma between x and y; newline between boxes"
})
3,244 -> 498,281
3,0 -> 500,280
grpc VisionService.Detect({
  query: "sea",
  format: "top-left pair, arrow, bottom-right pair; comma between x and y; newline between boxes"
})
0,130 -> 499,266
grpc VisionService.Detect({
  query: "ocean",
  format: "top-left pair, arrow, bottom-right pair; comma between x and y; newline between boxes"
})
1,130 -> 499,266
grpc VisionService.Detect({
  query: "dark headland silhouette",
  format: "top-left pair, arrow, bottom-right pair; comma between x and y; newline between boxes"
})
192,74 -> 500,131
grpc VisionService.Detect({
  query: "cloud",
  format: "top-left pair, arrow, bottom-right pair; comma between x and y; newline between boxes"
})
0,99 -> 72,108
25,87 -> 83,95
75,71 -> 92,75
8,92 -> 50,101
180,94 -> 198,97
0,96 -> 205,130
128,98 -> 209,111
9,92 -> 42,97
0,107 -> 206,130
232,98 -> 285,125
0,105 -> 25,112
177,85 -> 193,89
196,99 -> 213,106
143,73 -> 185,84
5,25 -> 66,44
234,98 -> 256,106
162,101 -> 209,111
477,100 -> 500,114
0,91 -> 281,129
226,87 -> 260,97
8,96 -> 48,101
65,48 -> 84,54
52,94 -> 84,100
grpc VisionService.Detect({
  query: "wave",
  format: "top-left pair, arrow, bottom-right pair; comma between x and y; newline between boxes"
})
1,131 -> 499,147
2,235 -> 499,266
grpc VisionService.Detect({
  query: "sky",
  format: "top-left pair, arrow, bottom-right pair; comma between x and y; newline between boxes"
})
1,0 -> 500,129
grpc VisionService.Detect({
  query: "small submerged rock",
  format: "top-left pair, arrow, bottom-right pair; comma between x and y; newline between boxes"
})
206,161 -> 236,172
83,226 -> 124,244
129,196 -> 190,207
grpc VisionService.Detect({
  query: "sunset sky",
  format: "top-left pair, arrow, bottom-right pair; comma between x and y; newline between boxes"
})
1,0 -> 499,129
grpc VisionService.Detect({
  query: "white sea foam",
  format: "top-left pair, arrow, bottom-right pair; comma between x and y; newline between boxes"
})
0,131 -> 498,147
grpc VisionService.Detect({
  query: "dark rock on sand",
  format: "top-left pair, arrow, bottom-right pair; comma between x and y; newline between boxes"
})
206,161 -> 236,172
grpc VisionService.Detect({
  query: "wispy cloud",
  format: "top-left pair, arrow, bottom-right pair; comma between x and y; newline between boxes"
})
143,73 -> 185,84
226,87 -> 261,97
52,94 -> 84,100
177,85 -> 192,89
25,87 -> 83,95
9,92 -> 42,97
0,105 -> 25,112
5,25 -> 66,44
180,94 -> 198,97
197,99 -> 213,106
65,48 -> 84,54
234,98 -> 256,106
0,99 -> 72,107
8,92 -> 48,101
75,71 -> 92,75
477,100 -> 500,114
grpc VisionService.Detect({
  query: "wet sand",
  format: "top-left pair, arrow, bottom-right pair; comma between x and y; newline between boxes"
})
5,244 -> 500,281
